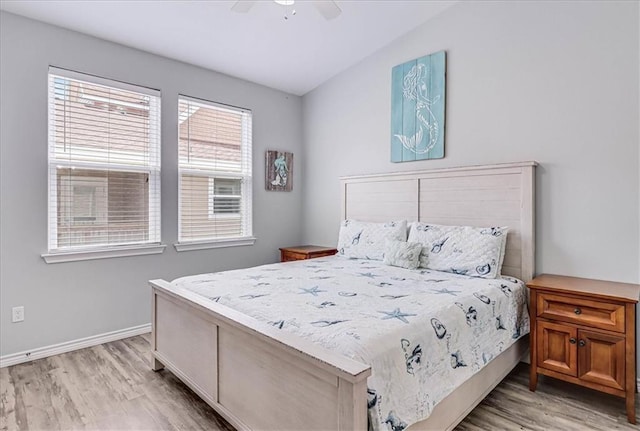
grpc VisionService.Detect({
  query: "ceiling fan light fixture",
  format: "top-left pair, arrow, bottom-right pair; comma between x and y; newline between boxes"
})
232,0 -> 340,20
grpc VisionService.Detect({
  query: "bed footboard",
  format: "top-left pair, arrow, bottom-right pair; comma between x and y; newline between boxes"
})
150,279 -> 371,431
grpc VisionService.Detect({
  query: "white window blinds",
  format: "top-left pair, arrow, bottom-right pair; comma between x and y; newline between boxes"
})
47,68 -> 161,252
178,96 -> 252,243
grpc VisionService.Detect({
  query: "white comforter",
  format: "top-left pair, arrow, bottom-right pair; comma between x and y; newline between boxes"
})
172,256 -> 529,430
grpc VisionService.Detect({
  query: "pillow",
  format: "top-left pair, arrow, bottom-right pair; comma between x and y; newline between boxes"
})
383,239 -> 422,270
337,220 -> 407,260
408,223 -> 508,278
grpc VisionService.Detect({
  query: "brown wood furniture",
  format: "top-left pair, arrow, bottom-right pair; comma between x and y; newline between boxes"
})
528,274 -> 640,424
279,245 -> 337,262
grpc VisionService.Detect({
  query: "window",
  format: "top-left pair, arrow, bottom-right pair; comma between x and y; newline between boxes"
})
46,67 -> 161,259
177,96 -> 253,249
208,178 -> 242,217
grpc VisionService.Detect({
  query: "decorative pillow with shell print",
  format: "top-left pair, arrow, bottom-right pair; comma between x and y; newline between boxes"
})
337,220 -> 407,261
408,222 -> 508,278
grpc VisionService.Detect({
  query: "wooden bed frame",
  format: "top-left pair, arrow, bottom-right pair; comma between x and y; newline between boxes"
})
150,161 -> 537,431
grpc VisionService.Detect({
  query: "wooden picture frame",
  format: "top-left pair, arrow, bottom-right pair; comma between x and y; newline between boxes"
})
265,150 -> 293,191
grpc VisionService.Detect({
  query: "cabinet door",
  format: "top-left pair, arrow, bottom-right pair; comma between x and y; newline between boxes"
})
536,320 -> 577,376
577,329 -> 625,390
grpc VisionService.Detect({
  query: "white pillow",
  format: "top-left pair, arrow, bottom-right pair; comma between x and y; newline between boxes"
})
408,223 -> 508,278
383,239 -> 422,270
337,220 -> 407,260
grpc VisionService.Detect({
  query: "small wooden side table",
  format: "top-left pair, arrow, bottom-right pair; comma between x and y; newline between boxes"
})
527,274 -> 640,424
279,245 -> 338,262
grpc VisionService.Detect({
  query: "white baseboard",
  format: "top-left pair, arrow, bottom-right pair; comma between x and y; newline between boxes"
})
0,323 -> 151,368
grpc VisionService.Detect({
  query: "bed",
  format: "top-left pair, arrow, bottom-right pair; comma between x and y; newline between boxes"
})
150,161 -> 537,430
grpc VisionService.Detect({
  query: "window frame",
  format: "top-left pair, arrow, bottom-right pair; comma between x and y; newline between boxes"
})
42,67 -> 165,263
175,95 -> 255,251
207,177 -> 243,220
59,175 -> 108,225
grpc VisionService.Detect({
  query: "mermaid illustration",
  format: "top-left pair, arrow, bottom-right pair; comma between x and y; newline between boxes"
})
271,153 -> 288,187
394,63 -> 441,155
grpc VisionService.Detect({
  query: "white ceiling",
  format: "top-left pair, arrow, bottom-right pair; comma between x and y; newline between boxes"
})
0,0 -> 457,95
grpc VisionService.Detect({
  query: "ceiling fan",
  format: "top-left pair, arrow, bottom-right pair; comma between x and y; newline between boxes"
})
231,1 -> 342,21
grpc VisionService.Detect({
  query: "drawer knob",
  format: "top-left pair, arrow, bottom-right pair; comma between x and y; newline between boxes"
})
574,308 -> 582,315
569,337 -> 577,344
578,339 -> 586,347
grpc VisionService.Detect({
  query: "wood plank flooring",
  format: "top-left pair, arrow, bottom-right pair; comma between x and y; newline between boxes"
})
1,334 -> 637,430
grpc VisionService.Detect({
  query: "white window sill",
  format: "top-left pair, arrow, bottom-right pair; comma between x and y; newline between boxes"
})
42,244 -> 166,264
174,237 -> 256,252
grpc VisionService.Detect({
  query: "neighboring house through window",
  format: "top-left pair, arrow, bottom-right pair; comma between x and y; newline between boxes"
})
46,67 -> 161,257
208,177 -> 242,218
177,96 -> 253,248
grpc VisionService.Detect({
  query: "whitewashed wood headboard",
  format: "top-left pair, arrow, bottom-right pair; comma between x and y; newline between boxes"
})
340,161 -> 537,282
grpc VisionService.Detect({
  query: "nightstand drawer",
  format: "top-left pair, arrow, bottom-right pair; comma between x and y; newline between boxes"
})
282,252 -> 307,262
537,292 -> 625,333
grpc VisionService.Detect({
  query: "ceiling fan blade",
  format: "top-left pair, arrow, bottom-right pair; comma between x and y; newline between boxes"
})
312,1 -> 342,20
231,1 -> 257,13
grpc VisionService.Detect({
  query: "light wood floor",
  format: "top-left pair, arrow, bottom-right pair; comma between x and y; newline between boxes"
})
1,334 -> 637,430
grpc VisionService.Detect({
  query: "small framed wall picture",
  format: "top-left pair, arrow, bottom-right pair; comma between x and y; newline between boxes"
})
265,150 -> 293,192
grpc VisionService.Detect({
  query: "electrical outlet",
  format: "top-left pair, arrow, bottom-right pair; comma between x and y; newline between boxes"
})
12,306 -> 24,323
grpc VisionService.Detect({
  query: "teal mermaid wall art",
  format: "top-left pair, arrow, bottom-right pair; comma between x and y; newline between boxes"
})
391,51 -> 446,162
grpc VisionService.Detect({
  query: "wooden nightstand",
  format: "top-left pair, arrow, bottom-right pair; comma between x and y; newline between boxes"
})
279,245 -> 338,262
527,274 -> 640,423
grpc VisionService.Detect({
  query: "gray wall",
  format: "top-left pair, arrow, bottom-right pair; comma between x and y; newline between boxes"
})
302,1 -> 640,368
0,12 -> 303,357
